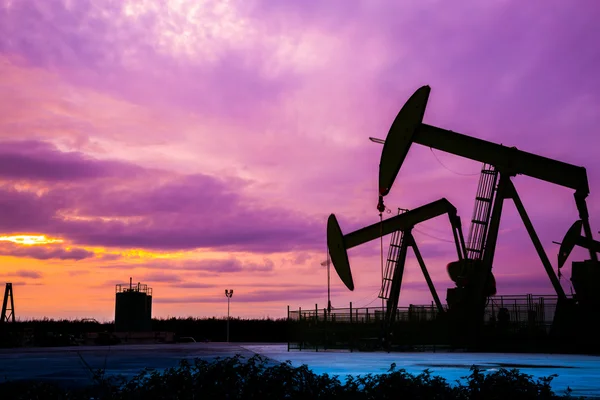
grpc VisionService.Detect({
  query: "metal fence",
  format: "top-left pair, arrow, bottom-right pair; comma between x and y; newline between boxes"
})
484,294 -> 559,329
287,294 -> 562,351
289,294 -> 559,327
288,304 -> 442,324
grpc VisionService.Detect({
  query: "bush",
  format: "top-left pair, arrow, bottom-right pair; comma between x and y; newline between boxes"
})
0,355 -> 580,400
2,317 -> 292,344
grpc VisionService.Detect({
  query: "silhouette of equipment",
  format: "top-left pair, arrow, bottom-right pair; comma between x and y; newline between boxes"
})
556,220 -> 600,324
328,198 -> 476,339
558,220 -> 600,269
329,85 -> 599,350
1,283 -> 15,323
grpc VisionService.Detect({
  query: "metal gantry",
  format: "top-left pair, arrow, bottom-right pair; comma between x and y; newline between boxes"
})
1,283 -> 15,323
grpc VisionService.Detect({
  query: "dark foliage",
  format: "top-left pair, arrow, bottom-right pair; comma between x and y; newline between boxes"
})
0,355 -> 581,400
152,317 -> 290,342
1,317 -> 292,345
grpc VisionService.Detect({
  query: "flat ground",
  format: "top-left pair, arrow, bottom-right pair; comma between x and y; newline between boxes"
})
1,343 -> 599,398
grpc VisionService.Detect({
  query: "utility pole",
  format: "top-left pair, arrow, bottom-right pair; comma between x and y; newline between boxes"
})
327,247 -> 331,313
225,289 -> 233,342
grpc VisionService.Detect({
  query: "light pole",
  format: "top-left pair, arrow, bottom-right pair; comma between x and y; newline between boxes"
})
225,289 -> 233,342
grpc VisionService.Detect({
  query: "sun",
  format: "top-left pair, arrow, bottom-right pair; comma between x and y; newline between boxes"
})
0,235 -> 64,246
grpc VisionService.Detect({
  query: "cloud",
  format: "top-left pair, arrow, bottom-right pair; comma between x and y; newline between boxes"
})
137,272 -> 238,287
139,272 -> 183,284
98,253 -> 123,261
0,241 -> 94,261
0,0 -> 301,125
67,270 -> 89,277
494,273 -> 560,294
194,258 -> 275,273
1,269 -> 43,279
8,281 -> 43,286
154,285 -> 348,304
0,141 -> 323,253
292,253 -> 311,265
100,256 -> 275,274
173,282 -> 218,289
0,0 -> 599,319
0,140 -> 145,182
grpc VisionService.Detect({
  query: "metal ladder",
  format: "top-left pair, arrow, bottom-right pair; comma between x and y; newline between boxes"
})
379,208 -> 407,300
465,163 -> 498,260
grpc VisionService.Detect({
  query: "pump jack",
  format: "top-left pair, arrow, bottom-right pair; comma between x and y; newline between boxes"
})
369,85 -> 599,346
327,198 -> 468,340
556,221 -> 600,318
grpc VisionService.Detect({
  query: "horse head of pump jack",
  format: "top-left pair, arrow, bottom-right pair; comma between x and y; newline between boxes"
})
379,85 -> 431,199
327,213 -> 354,291
327,85 -> 432,292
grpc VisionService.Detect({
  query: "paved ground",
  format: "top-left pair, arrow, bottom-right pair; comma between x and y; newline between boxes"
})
255,345 -> 600,398
1,343 -> 600,398
0,342 -> 263,388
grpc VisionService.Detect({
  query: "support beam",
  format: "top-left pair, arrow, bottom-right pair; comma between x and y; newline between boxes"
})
480,174 -> 510,276
414,124 -> 589,195
342,199 -> 457,250
451,215 -> 468,260
327,198 -> 459,291
572,236 -> 600,252
507,181 -> 567,300
329,203 -> 461,341
465,173 -> 511,313
409,234 -> 444,313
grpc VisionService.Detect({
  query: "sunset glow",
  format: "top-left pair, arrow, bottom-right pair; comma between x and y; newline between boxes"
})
0,235 -> 64,245
0,0 -> 599,321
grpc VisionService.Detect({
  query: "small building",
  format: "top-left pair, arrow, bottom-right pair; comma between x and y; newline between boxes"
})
115,278 -> 152,332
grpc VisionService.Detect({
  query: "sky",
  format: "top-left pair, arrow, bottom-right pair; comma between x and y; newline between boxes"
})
0,0 -> 599,321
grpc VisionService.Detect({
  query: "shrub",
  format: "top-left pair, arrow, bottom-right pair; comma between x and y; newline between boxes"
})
0,355 -> 581,399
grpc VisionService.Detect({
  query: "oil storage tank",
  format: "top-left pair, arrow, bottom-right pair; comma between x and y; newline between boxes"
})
115,278 -> 153,332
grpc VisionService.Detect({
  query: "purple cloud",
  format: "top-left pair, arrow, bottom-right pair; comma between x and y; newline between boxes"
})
0,241 -> 94,261
292,253 -> 311,265
0,141 -> 323,253
100,257 -> 275,274
154,285 -> 349,304
9,281 -> 43,286
0,140 -> 144,181
1,0 -> 599,319
0,0 -> 299,125
173,282 -> 218,289
138,272 -> 248,287
1,269 -> 43,279
98,253 -> 122,261
139,272 -> 183,284
67,270 -> 90,276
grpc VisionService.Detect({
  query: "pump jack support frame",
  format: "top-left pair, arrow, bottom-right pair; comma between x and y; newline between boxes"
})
474,173 -> 567,304
374,85 -> 598,314
328,198 -> 466,337
385,229 -> 445,326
